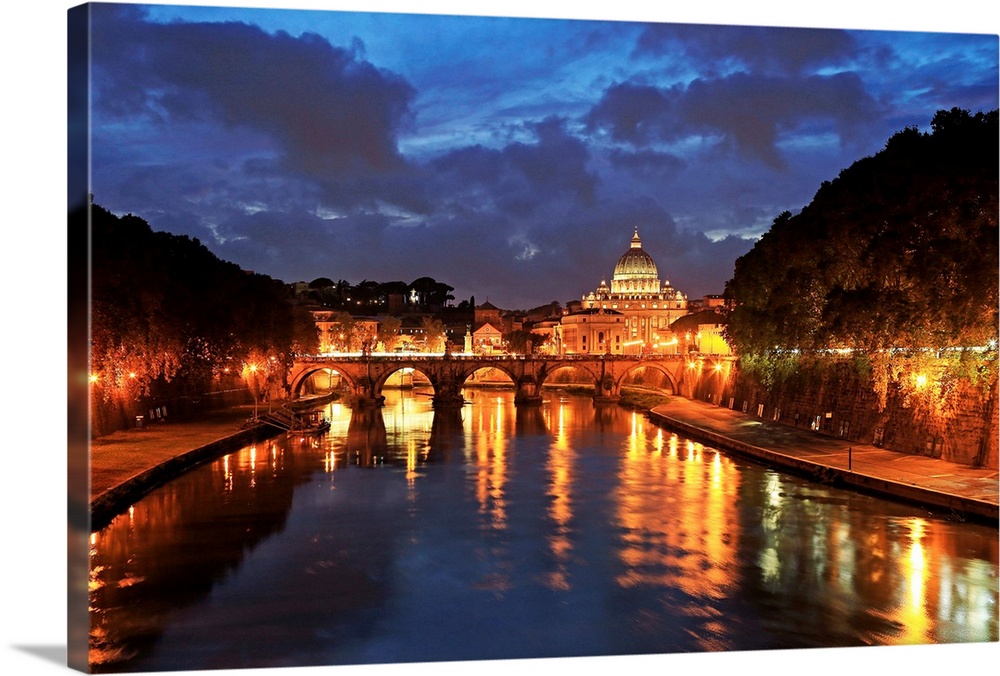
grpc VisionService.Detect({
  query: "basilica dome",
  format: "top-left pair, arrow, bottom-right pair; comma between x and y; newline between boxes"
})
612,228 -> 658,281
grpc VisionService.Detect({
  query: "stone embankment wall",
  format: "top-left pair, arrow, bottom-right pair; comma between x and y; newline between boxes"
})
91,381 -> 254,438
698,358 -> 997,470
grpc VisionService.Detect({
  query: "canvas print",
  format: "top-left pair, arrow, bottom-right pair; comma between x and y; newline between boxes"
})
67,2 -> 999,674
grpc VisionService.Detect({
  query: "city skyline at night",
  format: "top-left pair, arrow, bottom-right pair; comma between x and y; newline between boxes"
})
83,1 -> 998,309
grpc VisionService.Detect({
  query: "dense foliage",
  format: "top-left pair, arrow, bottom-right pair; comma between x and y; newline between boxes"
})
725,108 -> 998,355
306,276 -> 458,311
90,202 -> 317,404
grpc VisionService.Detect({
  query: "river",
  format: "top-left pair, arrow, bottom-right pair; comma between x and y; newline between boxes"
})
87,388 -> 999,672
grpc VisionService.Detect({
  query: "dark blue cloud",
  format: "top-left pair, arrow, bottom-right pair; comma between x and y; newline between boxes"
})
433,127 -> 590,214
92,4 -> 416,178
587,71 -> 881,168
634,23 -> 859,75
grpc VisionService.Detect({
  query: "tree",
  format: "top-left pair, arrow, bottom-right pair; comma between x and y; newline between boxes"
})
421,316 -> 446,352
376,316 -> 402,351
726,108 -> 998,355
724,108 -> 998,409
326,312 -> 364,352
89,202 -> 311,432
410,277 -> 455,307
503,330 -> 546,355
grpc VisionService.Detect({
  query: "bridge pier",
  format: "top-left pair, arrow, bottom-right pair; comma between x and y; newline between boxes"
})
430,378 -> 465,408
352,394 -> 385,407
513,376 -> 543,406
432,390 -> 466,408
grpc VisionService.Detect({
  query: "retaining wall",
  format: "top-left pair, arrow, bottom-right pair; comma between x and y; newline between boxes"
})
714,358 -> 998,470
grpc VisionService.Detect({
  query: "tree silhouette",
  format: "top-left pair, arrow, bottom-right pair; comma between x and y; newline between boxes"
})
726,108 -> 998,354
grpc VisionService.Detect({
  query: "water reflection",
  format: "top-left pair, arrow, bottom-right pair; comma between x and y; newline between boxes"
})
544,400 -> 576,591
89,438 -> 309,669
89,390 -> 999,672
464,391 -> 512,531
614,417 -> 742,653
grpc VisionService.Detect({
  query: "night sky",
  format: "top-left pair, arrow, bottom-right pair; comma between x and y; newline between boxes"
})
86,1 -> 998,310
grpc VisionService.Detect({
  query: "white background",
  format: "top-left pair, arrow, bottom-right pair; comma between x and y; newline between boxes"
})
2,1 -> 997,675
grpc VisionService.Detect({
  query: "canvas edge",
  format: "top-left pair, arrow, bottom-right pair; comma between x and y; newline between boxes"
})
67,3 -> 92,673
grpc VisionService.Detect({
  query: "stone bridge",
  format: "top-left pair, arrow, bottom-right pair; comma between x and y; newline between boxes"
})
289,354 -> 736,407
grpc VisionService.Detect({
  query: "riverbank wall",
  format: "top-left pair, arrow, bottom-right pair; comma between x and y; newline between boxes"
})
697,356 -> 998,471
91,379 -> 256,438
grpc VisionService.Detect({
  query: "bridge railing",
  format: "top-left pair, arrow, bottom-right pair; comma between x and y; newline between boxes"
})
294,353 -> 694,363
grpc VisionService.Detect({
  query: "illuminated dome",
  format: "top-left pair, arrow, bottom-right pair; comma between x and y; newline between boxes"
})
613,228 -> 658,280
609,227 -> 661,295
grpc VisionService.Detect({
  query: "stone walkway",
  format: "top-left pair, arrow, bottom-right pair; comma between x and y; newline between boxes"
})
649,397 -> 998,522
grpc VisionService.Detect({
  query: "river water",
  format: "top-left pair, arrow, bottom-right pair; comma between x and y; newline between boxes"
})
88,388 -> 999,672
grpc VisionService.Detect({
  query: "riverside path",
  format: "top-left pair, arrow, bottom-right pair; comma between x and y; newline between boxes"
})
649,397 -> 998,523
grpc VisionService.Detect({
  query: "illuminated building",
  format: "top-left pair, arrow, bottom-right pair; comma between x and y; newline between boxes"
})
669,308 -> 733,355
559,308 -> 626,355
472,322 -> 504,354
574,228 -> 689,354
474,301 -> 502,329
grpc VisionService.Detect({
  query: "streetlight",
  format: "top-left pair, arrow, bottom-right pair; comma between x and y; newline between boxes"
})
249,363 -> 259,420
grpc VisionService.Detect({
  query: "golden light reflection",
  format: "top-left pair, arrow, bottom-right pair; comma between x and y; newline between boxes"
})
555,403 -> 568,451
545,400 -> 577,591
222,455 -> 233,491
758,472 -> 785,584
468,394 -> 510,531
406,439 -> 418,485
897,518 -> 931,644
615,419 -> 740,612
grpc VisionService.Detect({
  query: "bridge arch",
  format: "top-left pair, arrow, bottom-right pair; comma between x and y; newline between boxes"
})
462,364 -> 518,387
615,361 -> 680,395
372,364 -> 438,394
289,365 -> 359,398
535,362 -> 603,392
459,363 -> 521,386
